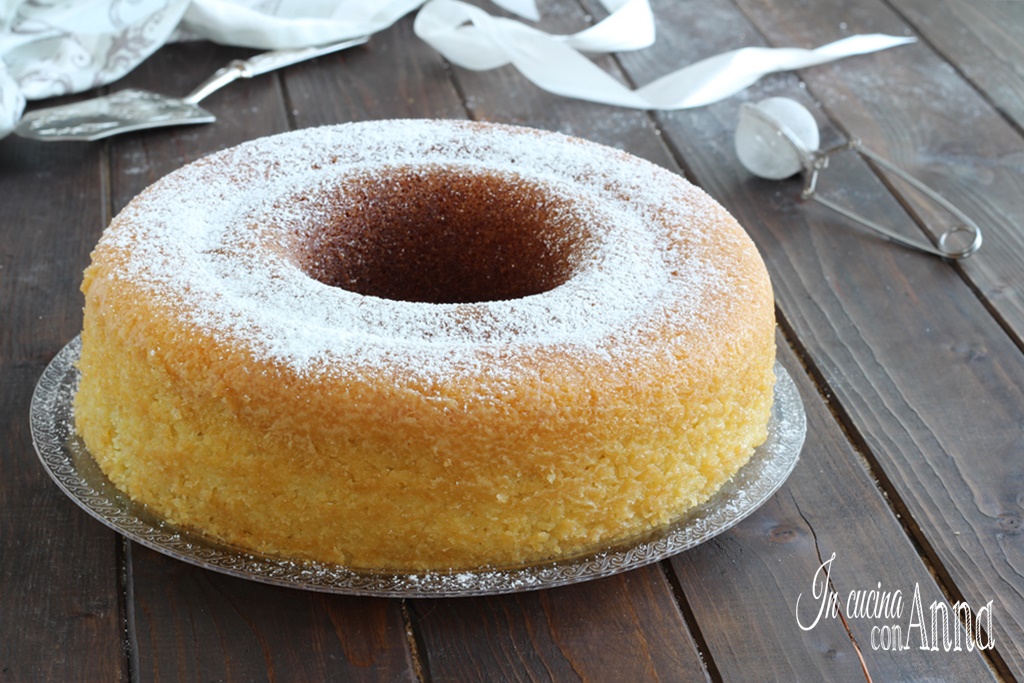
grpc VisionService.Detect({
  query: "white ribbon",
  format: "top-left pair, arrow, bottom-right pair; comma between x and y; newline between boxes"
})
414,0 -> 914,109
0,0 -> 914,140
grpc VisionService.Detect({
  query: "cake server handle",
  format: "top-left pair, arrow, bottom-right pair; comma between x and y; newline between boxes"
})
183,36 -> 370,105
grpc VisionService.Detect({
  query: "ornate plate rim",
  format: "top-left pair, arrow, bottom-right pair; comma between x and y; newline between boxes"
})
31,336 -> 806,597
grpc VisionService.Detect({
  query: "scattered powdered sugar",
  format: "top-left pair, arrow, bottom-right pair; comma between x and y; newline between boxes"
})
101,120 -> 739,380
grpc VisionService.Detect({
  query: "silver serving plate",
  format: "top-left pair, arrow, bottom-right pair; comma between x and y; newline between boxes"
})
31,336 -> 806,597
14,36 -> 368,142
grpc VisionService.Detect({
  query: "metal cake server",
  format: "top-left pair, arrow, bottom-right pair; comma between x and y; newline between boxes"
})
14,36 -> 369,142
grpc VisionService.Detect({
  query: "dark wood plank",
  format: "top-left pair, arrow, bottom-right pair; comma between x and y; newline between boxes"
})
599,0 -> 1024,676
0,368 -> 126,683
672,336 -> 1000,681
128,545 -> 417,682
104,40 -> 419,680
886,0 -> 1024,132
0,136 -> 108,363
0,130 -> 125,680
282,13 -> 465,126
410,565 -> 710,681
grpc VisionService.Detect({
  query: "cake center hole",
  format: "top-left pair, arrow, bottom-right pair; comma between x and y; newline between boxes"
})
294,167 -> 593,304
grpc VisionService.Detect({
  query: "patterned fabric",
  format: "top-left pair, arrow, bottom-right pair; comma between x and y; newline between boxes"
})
0,0 -> 426,137
2,1 -> 187,111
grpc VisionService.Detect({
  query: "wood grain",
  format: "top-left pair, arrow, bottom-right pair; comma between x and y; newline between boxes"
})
672,336 -> 1000,681
128,545 -> 416,682
731,0 -> 1024,676
0,126 -> 124,680
410,565 -> 710,682
600,0 -> 1024,676
282,13 -> 465,126
0,369 -> 126,683
886,0 -> 1024,132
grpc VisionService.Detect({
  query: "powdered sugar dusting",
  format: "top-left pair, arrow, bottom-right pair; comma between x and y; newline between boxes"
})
100,120 -> 741,380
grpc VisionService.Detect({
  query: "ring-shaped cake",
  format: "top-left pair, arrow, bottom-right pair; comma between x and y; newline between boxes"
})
74,120 -> 776,571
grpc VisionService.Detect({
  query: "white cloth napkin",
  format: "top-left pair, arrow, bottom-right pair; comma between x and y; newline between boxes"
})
0,0 -> 914,139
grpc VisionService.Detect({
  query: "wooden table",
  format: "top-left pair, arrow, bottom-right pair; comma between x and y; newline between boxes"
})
2,0 -> 1022,680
